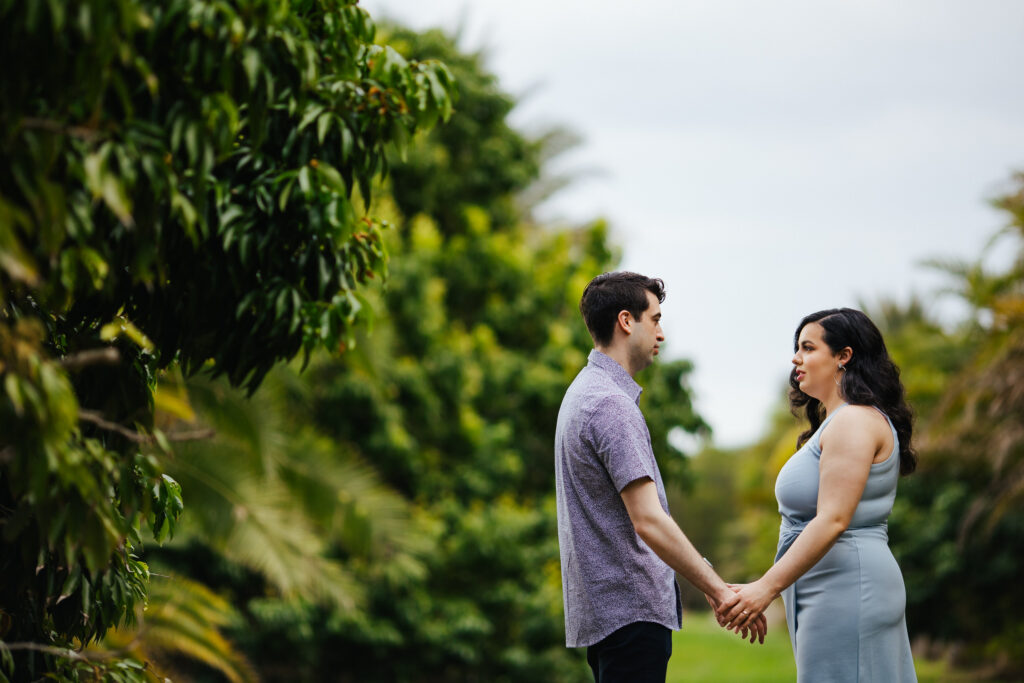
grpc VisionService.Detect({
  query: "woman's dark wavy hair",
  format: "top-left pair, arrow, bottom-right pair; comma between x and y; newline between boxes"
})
790,308 -> 917,476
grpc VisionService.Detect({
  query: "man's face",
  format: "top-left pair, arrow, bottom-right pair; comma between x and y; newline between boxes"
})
628,290 -> 665,372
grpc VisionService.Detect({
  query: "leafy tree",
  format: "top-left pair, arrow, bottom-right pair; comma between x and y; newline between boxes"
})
887,175 -> 1024,676
382,28 -> 540,235
240,213 -> 706,683
0,0 -> 452,678
102,574 -> 258,683
139,24 -> 709,682
128,366 -> 430,681
697,174 -> 1024,677
258,25 -> 707,681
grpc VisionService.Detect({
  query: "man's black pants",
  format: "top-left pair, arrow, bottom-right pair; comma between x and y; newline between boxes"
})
586,621 -> 672,683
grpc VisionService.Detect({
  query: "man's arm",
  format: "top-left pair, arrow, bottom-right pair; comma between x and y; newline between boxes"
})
620,478 -> 765,643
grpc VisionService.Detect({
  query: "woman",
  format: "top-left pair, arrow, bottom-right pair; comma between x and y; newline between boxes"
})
720,308 -> 917,682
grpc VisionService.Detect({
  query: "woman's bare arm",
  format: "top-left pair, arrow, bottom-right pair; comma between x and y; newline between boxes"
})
717,406 -> 889,631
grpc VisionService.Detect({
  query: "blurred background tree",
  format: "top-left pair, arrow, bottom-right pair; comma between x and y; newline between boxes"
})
889,179 -> 1024,677
681,174 -> 1024,679
0,0 -> 452,679
140,24 -> 709,682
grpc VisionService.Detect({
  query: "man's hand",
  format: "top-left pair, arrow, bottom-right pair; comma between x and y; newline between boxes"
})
743,612 -> 768,644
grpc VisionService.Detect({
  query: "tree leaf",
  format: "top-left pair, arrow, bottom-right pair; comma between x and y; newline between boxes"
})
317,112 -> 333,144
315,161 -> 346,196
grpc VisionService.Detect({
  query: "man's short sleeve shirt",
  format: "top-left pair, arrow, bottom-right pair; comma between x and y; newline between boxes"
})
554,350 -> 682,648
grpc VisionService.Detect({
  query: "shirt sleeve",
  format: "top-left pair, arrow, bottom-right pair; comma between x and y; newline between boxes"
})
585,394 -> 657,492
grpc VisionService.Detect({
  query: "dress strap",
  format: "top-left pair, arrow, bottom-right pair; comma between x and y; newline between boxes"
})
811,402 -> 848,444
868,405 -> 899,464
823,401 -> 849,424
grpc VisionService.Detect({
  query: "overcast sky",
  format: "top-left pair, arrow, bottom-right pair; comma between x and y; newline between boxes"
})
362,0 -> 1024,448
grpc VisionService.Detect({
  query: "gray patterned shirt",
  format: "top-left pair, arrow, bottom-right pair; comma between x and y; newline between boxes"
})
554,349 -> 682,648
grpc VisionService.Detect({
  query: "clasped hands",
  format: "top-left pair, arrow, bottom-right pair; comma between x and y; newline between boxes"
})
705,579 -> 774,645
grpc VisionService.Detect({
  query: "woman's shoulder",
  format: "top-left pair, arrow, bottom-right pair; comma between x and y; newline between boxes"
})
837,403 -> 887,419
824,404 -> 891,440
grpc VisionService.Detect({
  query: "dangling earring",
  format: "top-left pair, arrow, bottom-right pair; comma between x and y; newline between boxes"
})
834,362 -> 844,386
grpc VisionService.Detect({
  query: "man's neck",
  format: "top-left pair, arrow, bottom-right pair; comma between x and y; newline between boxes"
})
595,345 -> 636,378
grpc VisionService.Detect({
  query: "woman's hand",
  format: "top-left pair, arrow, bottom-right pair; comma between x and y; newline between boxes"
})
717,579 -> 776,635
709,584 -> 768,644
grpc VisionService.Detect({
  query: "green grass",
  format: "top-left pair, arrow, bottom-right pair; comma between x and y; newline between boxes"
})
667,612 -> 970,682
667,611 -> 795,682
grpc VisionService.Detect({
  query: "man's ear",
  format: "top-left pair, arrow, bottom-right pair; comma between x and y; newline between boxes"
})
617,309 -> 633,335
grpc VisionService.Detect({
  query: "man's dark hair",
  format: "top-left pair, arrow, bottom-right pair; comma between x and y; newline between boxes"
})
579,272 -> 666,347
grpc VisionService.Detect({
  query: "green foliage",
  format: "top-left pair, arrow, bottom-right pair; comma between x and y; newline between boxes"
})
688,174 -> 1024,677
155,369 -> 427,610
886,177 -> 1024,674
279,220 -> 602,680
104,574 -> 257,683
0,0 -> 452,677
0,316 -> 162,656
678,403 -> 802,595
638,357 -> 711,485
135,24 -> 709,682
248,26 -> 708,671
381,26 -> 541,235
46,656 -> 159,683
1,0 -> 453,390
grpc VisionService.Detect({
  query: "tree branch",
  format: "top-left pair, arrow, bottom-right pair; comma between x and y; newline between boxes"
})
161,427 -> 216,442
0,640 -> 148,668
0,641 -> 89,660
19,117 -> 103,142
60,348 -> 121,371
78,410 -> 214,444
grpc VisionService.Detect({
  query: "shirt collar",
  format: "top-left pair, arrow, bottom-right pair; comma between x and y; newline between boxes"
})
588,349 -> 643,404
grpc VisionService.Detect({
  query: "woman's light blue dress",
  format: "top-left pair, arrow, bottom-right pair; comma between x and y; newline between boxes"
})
774,405 -> 917,682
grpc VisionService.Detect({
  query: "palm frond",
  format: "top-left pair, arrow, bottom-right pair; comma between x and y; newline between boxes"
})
220,476 -> 363,609
923,326 -> 1024,541
151,362 -> 428,610
277,431 -> 429,562
102,574 -> 257,683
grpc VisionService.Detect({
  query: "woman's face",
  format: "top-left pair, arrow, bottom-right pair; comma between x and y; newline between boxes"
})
792,322 -> 840,401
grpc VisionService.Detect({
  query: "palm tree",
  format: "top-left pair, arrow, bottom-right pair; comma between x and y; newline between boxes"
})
101,575 -> 258,683
922,175 -> 1024,538
101,361 -> 428,679
159,364 -> 427,607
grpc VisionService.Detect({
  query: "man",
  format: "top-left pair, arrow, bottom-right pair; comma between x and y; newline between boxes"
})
554,272 -> 765,683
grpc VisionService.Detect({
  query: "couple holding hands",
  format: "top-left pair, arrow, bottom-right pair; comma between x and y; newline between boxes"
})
555,272 -> 918,682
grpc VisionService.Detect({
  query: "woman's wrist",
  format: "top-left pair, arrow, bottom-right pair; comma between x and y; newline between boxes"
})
755,575 -> 782,601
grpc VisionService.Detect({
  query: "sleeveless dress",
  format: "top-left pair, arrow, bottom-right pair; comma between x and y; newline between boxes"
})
774,404 -> 917,682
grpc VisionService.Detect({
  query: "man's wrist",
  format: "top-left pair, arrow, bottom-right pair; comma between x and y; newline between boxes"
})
712,584 -> 735,604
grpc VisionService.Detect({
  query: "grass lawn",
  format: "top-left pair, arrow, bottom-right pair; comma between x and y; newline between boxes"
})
668,611 -> 969,682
